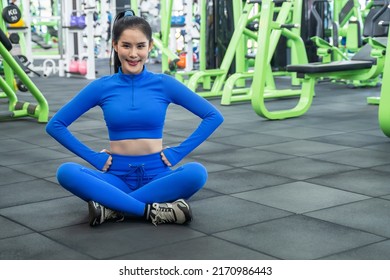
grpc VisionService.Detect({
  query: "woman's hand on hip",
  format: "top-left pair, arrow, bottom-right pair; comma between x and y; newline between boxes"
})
100,149 -> 112,171
161,149 -> 172,167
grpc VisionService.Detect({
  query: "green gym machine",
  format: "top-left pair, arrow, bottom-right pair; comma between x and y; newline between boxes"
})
296,0 -> 390,109
0,3 -> 49,122
309,0 -> 347,63
310,0 -> 363,62
279,17 -> 388,120
312,0 -> 386,68
378,22 -> 390,137
154,0 -> 180,73
335,0 -> 363,54
221,0 -> 305,105
181,0 -> 260,98
247,0 -> 310,120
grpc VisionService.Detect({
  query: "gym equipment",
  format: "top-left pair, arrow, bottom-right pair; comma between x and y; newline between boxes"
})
68,56 -> 79,73
175,0 -> 245,98
60,0 -> 96,79
77,14 -> 87,29
130,0 -> 207,74
130,0 -> 180,73
70,13 -> 87,29
42,59 -> 57,78
311,0 -> 388,66
153,0 -> 181,73
241,0 -> 310,120
220,0 -> 305,105
8,33 -> 19,44
305,0 -> 336,63
8,0 -> 61,68
3,1 -> 31,61
78,57 -> 88,75
279,14 -> 389,120
297,0 -> 390,106
174,0 -> 240,89
171,15 -> 185,27
209,0 -> 237,72
174,0 -> 201,72
31,31 -> 52,50
332,0 -> 364,55
70,13 -> 79,28
0,2 -> 37,86
377,22 -> 390,137
2,5 -> 22,24
0,27 -> 49,122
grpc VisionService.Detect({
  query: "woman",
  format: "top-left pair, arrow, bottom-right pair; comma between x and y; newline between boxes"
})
46,10 -> 223,227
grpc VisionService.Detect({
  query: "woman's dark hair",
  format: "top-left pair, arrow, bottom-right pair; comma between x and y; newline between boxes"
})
110,10 -> 153,73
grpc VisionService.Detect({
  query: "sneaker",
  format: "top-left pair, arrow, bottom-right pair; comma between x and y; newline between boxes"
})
88,201 -> 124,227
147,199 -> 192,226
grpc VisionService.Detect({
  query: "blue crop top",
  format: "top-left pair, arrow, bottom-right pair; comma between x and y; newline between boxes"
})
46,67 -> 224,170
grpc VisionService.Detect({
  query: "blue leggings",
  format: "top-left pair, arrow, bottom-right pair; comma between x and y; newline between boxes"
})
56,152 -> 207,217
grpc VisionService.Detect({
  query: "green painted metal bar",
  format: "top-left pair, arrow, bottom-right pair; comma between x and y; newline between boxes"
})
250,0 -> 312,120
233,0 -> 245,86
289,0 -> 303,86
221,0 -> 304,105
311,36 -> 349,63
0,44 -> 46,107
0,1 -> 15,91
160,0 -> 174,73
185,1 -> 255,97
378,32 -> 390,136
312,0 -> 363,62
152,37 -> 178,62
130,0 -> 139,15
266,28 -> 386,120
0,1 -> 11,100
0,41 -> 49,122
0,75 -> 17,111
176,0 -> 245,89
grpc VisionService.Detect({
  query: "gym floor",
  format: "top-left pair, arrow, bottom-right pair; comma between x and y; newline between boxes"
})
1,59 -> 390,260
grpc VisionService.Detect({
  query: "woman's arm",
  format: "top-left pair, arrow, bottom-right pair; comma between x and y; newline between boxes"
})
161,75 -> 224,166
46,81 -> 110,170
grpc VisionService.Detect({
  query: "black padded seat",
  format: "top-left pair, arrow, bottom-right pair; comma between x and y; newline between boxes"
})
288,1 -> 390,76
286,60 -> 373,74
286,37 -> 387,74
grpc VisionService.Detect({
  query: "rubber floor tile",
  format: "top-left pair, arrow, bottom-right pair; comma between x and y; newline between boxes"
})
306,198 -> 390,238
0,233 -> 92,260
214,215 -> 384,260
44,223 -> 205,259
245,157 -> 357,180
116,236 -> 276,260
233,181 -> 369,214
189,195 -> 292,234
321,240 -> 390,260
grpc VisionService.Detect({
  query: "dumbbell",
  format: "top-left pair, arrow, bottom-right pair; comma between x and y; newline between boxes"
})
78,57 -> 88,75
69,56 -> 79,73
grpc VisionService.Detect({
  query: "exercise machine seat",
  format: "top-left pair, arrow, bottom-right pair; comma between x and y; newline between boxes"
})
286,36 -> 388,74
286,60 -> 373,74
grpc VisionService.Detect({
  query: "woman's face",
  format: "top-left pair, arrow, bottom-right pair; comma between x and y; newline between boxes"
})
113,28 -> 153,74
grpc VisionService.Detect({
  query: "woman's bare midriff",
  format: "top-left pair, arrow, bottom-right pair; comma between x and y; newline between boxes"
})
110,139 -> 163,155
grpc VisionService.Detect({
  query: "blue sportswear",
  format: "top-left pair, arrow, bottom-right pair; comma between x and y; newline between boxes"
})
46,67 -> 224,170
